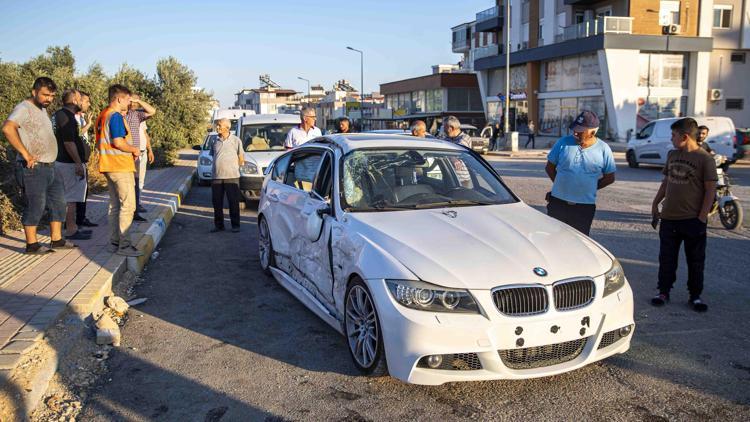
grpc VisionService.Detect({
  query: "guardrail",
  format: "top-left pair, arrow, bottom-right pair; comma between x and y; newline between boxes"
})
476,5 -> 500,22
561,16 -> 633,41
474,44 -> 500,59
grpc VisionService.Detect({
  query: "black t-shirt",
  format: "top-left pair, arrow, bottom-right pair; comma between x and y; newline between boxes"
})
53,108 -> 88,163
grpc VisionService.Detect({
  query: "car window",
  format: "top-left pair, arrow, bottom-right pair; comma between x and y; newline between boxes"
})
203,134 -> 218,150
638,123 -> 655,139
240,123 -> 297,151
271,154 -> 291,183
313,153 -> 333,200
285,152 -> 323,192
341,148 -> 516,211
655,122 -> 672,138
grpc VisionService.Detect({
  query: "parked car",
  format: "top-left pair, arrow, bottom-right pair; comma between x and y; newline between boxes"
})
627,116 -> 736,168
736,128 -> 750,159
461,124 -> 490,154
257,133 -> 634,385
237,113 -> 302,203
194,132 -> 218,186
212,108 -> 255,135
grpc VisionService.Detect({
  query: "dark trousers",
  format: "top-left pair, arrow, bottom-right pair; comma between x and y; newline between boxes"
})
525,134 -> 535,149
211,179 -> 241,229
75,199 -> 87,225
547,195 -> 596,236
657,218 -> 707,298
135,178 -> 141,210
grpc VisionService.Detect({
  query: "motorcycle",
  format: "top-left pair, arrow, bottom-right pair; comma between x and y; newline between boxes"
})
711,154 -> 743,230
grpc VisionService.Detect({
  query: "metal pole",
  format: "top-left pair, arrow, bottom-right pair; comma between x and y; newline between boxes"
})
504,0 -> 510,137
347,46 -> 364,128
297,76 -> 310,106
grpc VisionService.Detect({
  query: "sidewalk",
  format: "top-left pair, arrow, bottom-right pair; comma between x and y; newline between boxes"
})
0,150 -> 196,415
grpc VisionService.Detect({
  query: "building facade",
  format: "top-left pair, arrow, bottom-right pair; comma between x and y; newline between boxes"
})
459,0 -> 750,141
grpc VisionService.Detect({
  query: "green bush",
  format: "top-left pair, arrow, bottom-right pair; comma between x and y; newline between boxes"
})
0,46 -> 213,234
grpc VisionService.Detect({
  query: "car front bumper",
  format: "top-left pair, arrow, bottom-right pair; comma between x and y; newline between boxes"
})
197,164 -> 213,181
240,175 -> 264,200
368,277 -> 634,385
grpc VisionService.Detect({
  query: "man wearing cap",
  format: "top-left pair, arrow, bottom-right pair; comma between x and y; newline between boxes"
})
544,110 -> 616,236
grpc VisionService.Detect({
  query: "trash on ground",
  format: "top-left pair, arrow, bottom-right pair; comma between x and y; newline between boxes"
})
126,297 -> 148,306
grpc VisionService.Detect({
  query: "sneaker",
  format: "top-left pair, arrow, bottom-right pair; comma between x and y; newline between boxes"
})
689,298 -> 708,312
651,293 -> 669,306
133,214 -> 147,222
79,218 -> 99,227
116,245 -> 143,257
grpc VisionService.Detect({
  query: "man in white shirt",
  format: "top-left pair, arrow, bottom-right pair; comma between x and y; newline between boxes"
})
284,107 -> 321,149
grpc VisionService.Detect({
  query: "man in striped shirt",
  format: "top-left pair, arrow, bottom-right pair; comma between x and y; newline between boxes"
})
125,94 -> 156,221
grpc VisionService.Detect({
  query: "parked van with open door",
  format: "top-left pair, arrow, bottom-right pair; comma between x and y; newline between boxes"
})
627,116 -> 736,167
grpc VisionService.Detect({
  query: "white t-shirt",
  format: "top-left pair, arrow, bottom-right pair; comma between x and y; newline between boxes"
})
284,125 -> 322,149
139,121 -> 148,151
7,100 -> 57,163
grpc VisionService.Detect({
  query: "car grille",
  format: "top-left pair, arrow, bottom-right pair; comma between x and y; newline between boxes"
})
417,353 -> 482,370
553,278 -> 595,311
492,286 -> 548,316
597,325 -> 633,349
499,337 -> 589,370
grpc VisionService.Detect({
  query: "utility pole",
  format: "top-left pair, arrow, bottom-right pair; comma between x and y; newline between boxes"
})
297,76 -> 310,106
346,46 -> 364,126
504,0 -> 511,138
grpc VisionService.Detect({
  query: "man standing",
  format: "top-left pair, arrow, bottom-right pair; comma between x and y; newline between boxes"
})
336,117 -> 351,134
545,110 -> 616,236
410,120 -> 427,138
3,77 -> 75,253
53,89 -> 91,240
75,91 -> 97,228
211,118 -> 244,233
525,120 -> 536,149
284,107 -> 321,149
439,116 -> 471,148
489,121 -> 501,151
697,125 -> 713,154
96,84 -> 143,257
125,94 -> 156,222
650,118 -> 716,312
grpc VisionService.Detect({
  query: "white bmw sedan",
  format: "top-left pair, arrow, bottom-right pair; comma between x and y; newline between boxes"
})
257,134 -> 634,385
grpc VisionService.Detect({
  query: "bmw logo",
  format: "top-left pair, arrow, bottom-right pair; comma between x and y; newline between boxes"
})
533,267 -> 548,277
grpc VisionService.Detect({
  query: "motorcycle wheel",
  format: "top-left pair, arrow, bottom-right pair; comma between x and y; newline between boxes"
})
719,200 -> 743,230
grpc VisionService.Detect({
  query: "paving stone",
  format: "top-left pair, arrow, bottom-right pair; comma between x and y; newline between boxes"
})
11,331 -> 43,342
0,341 -> 34,355
0,354 -> 22,370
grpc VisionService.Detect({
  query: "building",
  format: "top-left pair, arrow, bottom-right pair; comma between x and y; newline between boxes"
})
313,80 -> 385,131
457,0 -> 750,141
378,66 -> 486,133
234,74 -> 303,114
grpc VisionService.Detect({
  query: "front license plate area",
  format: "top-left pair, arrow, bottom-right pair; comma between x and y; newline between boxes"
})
493,313 -> 602,349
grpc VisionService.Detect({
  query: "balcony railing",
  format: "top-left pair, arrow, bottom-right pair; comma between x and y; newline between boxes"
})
476,5 -> 500,22
452,38 -> 471,52
474,44 -> 500,59
561,16 -> 633,41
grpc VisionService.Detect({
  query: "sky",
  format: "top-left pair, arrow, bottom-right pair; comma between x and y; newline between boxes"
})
0,0 -> 490,107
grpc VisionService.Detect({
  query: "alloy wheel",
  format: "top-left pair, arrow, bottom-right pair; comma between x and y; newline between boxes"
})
345,285 -> 379,368
259,218 -> 271,270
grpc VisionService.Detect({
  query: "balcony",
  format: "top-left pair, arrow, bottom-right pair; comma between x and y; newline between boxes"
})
474,44 -> 500,59
561,16 -> 633,41
475,5 -> 503,32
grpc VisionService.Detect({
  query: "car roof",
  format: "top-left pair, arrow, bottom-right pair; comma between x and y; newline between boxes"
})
238,114 -> 300,125
310,133 -> 465,154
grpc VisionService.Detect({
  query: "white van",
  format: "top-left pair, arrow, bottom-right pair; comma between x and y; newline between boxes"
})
212,109 -> 255,135
627,116 -> 736,167
237,114 -> 302,201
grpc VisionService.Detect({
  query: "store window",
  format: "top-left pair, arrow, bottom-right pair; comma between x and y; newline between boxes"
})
539,99 -> 561,137
426,89 -> 442,112
540,53 -> 601,92
413,90 -> 425,113
638,53 -> 687,88
636,96 -> 687,129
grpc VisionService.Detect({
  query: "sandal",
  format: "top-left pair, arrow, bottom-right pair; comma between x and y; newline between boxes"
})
25,242 -> 54,255
50,239 -> 77,249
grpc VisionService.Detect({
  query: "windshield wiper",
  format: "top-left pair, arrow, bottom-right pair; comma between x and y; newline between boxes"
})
410,199 -> 496,209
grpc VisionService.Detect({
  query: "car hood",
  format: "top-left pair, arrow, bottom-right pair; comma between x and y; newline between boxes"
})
347,202 -> 613,290
244,151 -> 284,167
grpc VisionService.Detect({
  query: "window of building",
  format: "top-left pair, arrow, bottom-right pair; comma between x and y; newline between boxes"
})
638,53 -> 688,89
726,99 -> 744,110
522,0 -> 530,24
413,90 -> 425,113
575,11 -> 585,24
426,89 -> 442,112
731,52 -> 746,63
596,6 -> 613,18
659,1 -> 680,26
713,5 -> 732,28
539,0 -> 545,18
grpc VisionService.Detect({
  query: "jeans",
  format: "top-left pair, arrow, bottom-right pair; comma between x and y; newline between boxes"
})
525,134 -> 535,149
212,179 -> 241,229
104,172 -> 136,249
658,218 -> 707,299
15,162 -> 66,226
546,195 -> 596,236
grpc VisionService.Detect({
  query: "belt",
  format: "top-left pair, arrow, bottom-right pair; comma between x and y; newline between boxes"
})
551,195 -> 592,207
18,161 -> 54,168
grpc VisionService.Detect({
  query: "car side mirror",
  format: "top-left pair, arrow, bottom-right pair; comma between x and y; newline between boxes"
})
304,203 -> 330,242
192,145 -> 202,151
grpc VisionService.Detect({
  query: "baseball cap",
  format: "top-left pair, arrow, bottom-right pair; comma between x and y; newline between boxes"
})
569,110 -> 599,132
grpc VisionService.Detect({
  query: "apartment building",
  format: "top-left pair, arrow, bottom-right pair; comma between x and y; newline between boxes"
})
457,0 -> 750,141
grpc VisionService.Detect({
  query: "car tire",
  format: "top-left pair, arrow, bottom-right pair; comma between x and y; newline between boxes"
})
626,150 -> 639,168
258,216 -> 275,275
345,277 -> 388,377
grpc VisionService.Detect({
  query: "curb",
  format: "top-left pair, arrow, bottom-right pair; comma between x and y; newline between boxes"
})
0,168 -> 196,419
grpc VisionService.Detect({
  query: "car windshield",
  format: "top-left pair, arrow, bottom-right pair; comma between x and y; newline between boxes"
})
240,123 -> 297,152
203,134 -> 218,150
341,148 -> 517,212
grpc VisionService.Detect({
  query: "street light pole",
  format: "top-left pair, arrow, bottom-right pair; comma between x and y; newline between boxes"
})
297,76 -> 310,106
504,0 -> 511,138
346,46 -> 364,124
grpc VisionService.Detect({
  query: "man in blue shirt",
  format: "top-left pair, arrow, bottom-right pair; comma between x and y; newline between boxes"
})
544,111 -> 616,235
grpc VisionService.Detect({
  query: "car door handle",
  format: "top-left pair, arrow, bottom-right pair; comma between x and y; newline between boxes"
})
268,193 -> 279,202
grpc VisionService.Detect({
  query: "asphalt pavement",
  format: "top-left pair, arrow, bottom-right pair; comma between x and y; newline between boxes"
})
80,157 -> 750,421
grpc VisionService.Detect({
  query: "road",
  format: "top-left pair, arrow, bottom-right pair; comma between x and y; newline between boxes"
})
80,156 -> 750,421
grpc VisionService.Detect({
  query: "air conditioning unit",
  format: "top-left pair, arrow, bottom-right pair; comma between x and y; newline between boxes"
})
709,89 -> 724,101
662,24 -> 681,35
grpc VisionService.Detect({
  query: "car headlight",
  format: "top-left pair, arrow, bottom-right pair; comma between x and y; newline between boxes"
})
603,259 -> 625,297
199,156 -> 212,166
240,162 -> 258,175
386,280 -> 480,314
